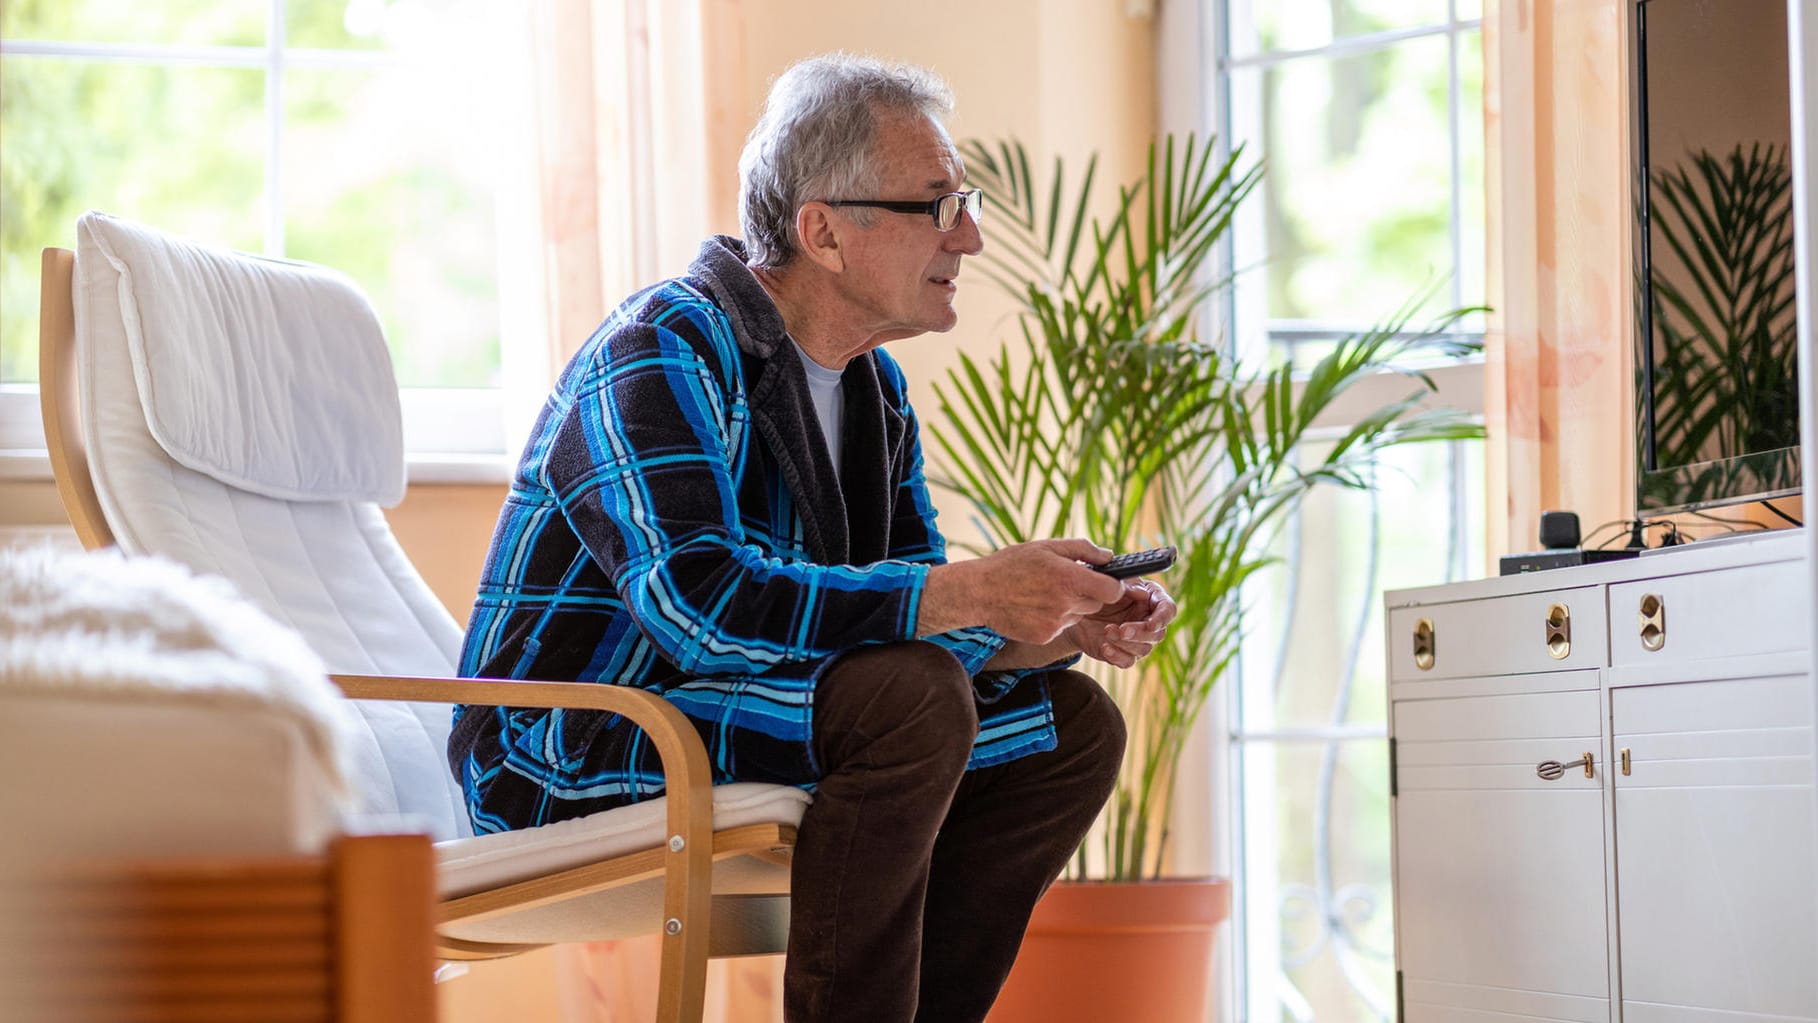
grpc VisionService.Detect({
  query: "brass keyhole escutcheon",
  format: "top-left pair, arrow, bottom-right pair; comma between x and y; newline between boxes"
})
1413,617 -> 1435,671
1545,603 -> 1571,659
1638,593 -> 1665,651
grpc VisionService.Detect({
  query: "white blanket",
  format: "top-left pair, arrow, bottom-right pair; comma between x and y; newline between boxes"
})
0,546 -> 358,802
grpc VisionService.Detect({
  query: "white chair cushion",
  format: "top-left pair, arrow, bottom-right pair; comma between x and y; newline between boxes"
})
74,210 -> 405,506
435,782 -> 809,945
72,215 -> 472,841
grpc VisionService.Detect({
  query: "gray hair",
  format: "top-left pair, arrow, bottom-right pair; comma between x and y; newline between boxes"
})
738,53 -> 955,269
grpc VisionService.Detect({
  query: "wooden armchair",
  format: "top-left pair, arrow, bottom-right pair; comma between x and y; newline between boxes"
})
35,213 -> 805,1022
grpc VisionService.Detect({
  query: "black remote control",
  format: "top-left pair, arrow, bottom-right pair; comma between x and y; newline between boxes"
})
1093,545 -> 1176,579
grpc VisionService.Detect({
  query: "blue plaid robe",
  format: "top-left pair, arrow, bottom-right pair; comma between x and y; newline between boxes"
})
448,236 -> 1068,833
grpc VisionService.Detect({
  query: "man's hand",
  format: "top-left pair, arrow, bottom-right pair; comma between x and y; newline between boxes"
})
918,538 -> 1127,644
1062,578 -> 1177,669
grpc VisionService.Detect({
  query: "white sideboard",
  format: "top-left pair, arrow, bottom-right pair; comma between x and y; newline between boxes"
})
1385,529 -> 1818,1023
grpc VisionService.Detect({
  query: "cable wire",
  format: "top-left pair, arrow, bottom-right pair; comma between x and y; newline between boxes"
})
1760,500 -> 1803,527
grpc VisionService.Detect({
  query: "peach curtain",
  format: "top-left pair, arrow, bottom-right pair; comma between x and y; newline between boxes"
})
1482,0 -> 1635,559
505,1 -> 784,1019
499,0 -> 725,441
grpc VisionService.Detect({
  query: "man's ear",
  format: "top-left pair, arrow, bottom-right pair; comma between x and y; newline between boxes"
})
795,203 -> 846,274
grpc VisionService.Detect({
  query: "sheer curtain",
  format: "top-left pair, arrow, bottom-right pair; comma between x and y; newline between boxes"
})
500,0 -> 719,444
1481,0 -> 1634,556
506,1 -> 783,1019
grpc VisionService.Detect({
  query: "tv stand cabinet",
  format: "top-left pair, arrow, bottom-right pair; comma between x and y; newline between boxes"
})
1385,529 -> 1817,1023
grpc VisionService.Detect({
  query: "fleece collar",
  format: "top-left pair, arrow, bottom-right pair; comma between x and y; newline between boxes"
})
684,236 -> 899,568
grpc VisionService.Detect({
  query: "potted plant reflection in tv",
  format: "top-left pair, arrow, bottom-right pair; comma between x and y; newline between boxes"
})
1642,145 -> 1798,507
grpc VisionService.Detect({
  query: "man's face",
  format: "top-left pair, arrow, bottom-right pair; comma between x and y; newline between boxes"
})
826,110 -> 983,343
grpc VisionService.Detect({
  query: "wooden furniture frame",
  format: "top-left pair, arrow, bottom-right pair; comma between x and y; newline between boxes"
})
38,247 -> 797,1023
5,834 -> 437,1023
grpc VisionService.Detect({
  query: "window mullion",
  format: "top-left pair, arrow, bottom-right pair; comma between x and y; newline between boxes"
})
1447,16 -> 1466,313
1223,18 -> 1483,72
265,0 -> 285,256
0,40 -> 265,66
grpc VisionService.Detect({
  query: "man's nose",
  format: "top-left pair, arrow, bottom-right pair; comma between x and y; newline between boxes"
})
946,207 -> 984,256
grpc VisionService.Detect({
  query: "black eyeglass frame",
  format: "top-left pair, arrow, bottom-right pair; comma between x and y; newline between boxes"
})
822,188 -> 983,231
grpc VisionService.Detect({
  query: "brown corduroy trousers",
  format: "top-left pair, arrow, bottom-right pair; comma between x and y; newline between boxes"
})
783,641 -> 1127,1023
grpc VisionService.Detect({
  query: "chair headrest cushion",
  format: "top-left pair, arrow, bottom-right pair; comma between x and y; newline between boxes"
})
75,211 -> 406,506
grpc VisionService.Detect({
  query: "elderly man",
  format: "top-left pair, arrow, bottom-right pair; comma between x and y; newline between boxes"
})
449,53 -> 1176,1022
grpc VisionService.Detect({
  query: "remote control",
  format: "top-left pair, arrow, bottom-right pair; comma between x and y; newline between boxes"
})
1093,545 -> 1176,579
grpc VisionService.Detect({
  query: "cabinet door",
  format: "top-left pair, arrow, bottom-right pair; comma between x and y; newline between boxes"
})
1393,677 -> 1611,1023
1611,667 -> 1818,1023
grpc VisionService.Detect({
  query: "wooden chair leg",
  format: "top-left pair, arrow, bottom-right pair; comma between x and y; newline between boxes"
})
333,834 -> 437,1023
654,836 -> 713,1023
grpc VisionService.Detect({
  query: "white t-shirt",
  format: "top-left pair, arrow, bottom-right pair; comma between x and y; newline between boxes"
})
791,340 -> 845,475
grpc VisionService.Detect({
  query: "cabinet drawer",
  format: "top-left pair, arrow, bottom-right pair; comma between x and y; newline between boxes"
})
1395,688 -> 1605,791
1608,558 -> 1808,665
1388,587 -> 1606,681
1612,673 -> 1816,788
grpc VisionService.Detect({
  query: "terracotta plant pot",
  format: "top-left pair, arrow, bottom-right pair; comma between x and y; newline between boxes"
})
987,878 -> 1233,1023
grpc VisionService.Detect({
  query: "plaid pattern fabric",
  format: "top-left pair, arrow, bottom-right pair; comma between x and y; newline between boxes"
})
448,236 -> 1067,833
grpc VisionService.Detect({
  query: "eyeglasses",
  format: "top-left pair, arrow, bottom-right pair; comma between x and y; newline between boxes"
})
823,188 -> 983,232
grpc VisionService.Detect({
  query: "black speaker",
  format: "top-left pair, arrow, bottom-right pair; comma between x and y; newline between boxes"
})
1538,510 -> 1581,550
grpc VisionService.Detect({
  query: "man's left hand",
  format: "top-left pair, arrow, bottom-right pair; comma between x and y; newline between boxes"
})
1064,578 -> 1177,669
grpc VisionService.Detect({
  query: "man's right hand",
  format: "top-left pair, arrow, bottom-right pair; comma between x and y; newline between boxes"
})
917,539 -> 1127,644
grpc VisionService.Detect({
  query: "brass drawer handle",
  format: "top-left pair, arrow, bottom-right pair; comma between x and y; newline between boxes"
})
1413,617 -> 1435,671
1638,593 -> 1665,651
1620,747 -> 1631,776
1537,752 -> 1594,780
1545,603 -> 1571,659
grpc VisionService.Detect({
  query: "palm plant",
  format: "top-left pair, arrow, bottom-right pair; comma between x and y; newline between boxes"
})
1645,142 -> 1798,503
930,135 -> 1484,881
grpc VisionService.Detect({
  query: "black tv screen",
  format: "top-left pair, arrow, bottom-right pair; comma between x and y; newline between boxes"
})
1633,0 -> 1800,515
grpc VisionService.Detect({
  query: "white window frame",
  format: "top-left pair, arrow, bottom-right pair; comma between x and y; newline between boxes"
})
1200,1 -> 1487,1020
0,10 -> 514,484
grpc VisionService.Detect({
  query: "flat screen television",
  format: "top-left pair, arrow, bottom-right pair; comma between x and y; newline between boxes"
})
1632,0 -> 1800,516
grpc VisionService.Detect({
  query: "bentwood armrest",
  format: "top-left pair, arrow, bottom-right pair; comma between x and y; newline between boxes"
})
328,674 -> 716,989
327,674 -> 708,778
327,671 -> 713,837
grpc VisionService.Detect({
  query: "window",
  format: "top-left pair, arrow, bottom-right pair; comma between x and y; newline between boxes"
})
1,0 -> 512,462
1209,0 -> 1487,1019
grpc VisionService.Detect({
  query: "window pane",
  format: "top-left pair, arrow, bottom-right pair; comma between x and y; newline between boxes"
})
287,0 -> 401,51
282,5 -> 503,389
1228,0 -> 1449,60
1233,37 -> 1461,330
1240,738 -> 1396,1022
0,58 -> 264,383
0,0 -> 263,47
1458,29 -> 1486,329
1240,438 -> 1485,731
